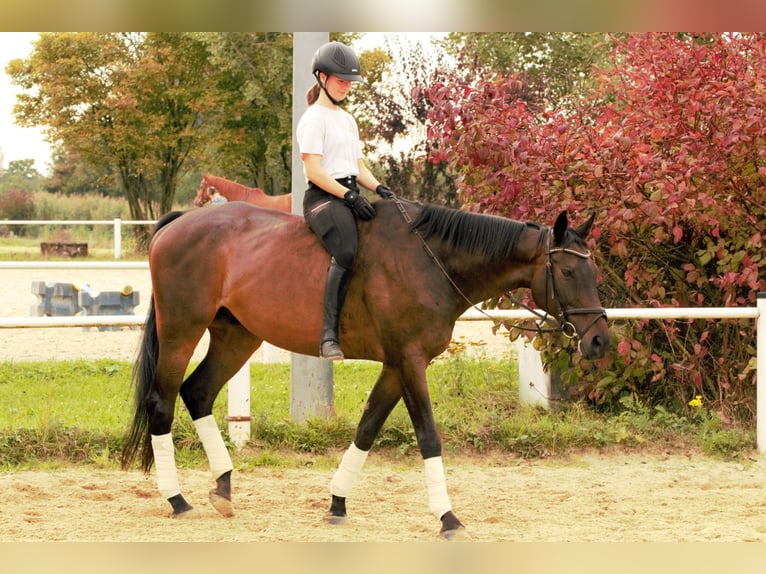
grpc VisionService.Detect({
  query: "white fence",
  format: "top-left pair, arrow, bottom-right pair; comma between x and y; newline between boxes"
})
1,260 -> 764,452
1,218 -> 155,260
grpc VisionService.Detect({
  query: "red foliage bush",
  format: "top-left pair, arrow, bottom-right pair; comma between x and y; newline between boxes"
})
0,189 -> 36,236
425,33 -> 766,421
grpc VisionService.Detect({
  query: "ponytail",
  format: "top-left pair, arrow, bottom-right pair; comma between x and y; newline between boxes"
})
306,84 -> 321,106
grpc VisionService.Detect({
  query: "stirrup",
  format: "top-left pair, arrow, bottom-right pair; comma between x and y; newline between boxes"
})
320,340 -> 344,361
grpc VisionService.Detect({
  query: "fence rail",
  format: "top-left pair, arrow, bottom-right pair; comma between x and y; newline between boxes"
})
1,218 -> 156,260
2,255 -> 763,453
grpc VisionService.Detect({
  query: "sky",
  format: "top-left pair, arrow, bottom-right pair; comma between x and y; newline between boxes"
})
0,32 -> 51,174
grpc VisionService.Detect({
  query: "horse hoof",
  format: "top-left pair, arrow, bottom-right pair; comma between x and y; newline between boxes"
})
440,525 -> 468,541
209,490 -> 234,518
324,512 -> 347,526
171,506 -> 199,519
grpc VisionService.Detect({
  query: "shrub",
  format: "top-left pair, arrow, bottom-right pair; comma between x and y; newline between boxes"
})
0,189 -> 35,236
425,33 -> 766,422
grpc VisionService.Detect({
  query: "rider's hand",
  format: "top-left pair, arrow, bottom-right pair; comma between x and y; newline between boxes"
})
375,184 -> 395,199
344,190 -> 376,220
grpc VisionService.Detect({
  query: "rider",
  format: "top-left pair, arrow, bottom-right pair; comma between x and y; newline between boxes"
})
297,41 -> 394,361
208,186 -> 227,205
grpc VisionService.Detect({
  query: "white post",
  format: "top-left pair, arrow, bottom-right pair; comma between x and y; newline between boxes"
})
113,218 -> 122,260
262,342 -> 285,363
757,293 -> 765,453
226,361 -> 251,448
515,338 -> 550,409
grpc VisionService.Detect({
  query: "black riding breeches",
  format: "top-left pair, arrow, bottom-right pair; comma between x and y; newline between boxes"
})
303,184 -> 358,270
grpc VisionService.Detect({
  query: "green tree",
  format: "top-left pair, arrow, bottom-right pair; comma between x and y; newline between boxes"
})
6,32 -> 228,243
195,32 -> 293,195
439,33 -> 612,109
0,159 -> 42,194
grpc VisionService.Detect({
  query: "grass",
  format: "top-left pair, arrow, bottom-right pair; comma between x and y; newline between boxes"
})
0,355 -> 756,471
0,236 -> 142,261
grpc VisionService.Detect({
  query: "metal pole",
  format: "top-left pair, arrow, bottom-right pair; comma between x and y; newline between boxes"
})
757,292 -> 765,453
289,32 -> 334,421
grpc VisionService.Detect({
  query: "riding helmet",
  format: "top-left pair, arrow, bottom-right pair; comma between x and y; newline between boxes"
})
311,41 -> 363,82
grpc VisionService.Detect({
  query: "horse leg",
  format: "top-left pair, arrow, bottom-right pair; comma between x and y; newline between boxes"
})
325,365 -> 402,524
398,358 -> 466,539
180,314 -> 261,518
150,347 -> 198,517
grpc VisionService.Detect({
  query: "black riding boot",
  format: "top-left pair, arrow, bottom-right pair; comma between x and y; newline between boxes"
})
320,257 -> 351,360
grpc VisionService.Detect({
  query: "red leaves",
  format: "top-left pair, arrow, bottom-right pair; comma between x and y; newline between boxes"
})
424,33 -> 766,417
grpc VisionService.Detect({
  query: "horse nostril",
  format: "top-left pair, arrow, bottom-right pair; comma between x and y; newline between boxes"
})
590,334 -> 610,357
582,334 -> 607,359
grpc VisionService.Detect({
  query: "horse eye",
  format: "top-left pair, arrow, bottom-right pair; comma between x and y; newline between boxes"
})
561,268 -> 574,279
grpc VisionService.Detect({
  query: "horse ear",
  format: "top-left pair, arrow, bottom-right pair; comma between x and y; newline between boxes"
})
574,212 -> 596,239
553,210 -> 568,245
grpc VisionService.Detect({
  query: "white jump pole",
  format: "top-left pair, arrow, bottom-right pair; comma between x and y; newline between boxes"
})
226,361 -> 251,448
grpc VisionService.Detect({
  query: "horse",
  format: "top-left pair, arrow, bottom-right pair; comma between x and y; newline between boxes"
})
120,197 -> 610,539
194,173 -> 292,212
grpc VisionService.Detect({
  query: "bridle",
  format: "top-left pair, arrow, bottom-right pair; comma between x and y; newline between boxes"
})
392,195 -> 606,342
536,233 -> 608,339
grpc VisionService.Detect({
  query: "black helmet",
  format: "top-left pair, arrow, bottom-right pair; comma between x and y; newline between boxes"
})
311,41 -> 363,82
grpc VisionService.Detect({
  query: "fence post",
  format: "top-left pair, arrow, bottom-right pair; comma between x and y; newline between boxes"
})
758,292 -> 765,453
113,218 -> 122,260
226,362 -> 251,448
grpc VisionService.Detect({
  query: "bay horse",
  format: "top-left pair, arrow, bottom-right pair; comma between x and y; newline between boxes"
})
194,173 -> 292,212
121,197 -> 610,539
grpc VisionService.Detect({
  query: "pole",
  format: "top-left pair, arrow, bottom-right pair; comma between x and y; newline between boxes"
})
226,362 -> 251,447
757,292 -> 765,453
289,32 -> 335,421
113,218 -> 122,260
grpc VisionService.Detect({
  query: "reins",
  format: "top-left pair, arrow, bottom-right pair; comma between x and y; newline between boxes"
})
391,195 -> 606,341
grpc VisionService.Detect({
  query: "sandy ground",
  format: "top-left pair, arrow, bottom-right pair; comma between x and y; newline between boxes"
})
1,452 -> 765,542
2,268 -> 766,542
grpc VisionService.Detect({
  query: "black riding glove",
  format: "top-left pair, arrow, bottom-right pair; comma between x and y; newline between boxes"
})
376,184 -> 395,199
344,190 -> 376,220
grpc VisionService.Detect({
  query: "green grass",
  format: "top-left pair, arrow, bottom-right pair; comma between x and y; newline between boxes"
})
0,236 -> 142,261
0,356 -> 756,471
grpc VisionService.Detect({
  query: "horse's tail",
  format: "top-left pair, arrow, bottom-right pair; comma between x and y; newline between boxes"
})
120,296 -> 159,472
121,211 -> 184,472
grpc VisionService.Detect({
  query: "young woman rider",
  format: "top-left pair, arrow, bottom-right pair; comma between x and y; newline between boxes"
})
297,41 -> 394,361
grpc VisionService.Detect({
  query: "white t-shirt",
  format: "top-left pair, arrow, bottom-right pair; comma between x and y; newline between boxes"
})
296,104 -> 363,181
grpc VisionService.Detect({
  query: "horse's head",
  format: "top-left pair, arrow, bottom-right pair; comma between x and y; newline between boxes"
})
193,175 -> 212,207
529,211 -> 610,359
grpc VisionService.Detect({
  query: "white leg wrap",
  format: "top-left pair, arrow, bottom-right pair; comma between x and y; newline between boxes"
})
151,433 -> 181,499
193,415 -> 234,479
330,442 -> 369,498
424,456 -> 452,519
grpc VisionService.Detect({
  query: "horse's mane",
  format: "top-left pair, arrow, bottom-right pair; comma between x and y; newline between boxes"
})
410,203 -> 546,261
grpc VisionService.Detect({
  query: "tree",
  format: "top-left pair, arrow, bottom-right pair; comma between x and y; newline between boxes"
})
0,159 -> 42,194
439,33 -> 613,110
6,32 -> 229,244
350,35 -> 459,205
426,33 -> 766,421
194,32 -> 293,194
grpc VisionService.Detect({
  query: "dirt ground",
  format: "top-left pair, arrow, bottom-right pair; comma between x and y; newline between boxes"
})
1,452 -> 765,542
2,268 -> 766,542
